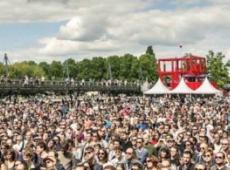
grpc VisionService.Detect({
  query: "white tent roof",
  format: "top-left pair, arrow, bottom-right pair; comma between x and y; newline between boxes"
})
170,77 -> 194,94
194,77 -> 222,94
144,78 -> 170,94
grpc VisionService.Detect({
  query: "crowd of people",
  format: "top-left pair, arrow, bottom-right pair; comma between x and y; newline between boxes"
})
0,94 -> 229,170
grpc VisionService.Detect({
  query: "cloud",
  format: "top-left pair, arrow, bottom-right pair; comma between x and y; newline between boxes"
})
58,16 -> 108,41
27,0 -> 69,4
0,0 -> 153,23
36,3 -> 230,61
1,0 -> 230,62
39,37 -> 122,56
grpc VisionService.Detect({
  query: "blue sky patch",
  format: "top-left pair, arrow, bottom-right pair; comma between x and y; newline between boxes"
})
0,21 -> 65,51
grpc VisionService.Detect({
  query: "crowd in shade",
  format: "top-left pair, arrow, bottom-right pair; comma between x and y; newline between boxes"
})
0,94 -> 229,170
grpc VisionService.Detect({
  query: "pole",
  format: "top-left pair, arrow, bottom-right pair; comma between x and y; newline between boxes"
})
108,60 -> 112,80
66,61 -> 69,80
4,53 -> 9,76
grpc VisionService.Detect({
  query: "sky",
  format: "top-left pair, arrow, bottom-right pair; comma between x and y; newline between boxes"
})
0,0 -> 230,63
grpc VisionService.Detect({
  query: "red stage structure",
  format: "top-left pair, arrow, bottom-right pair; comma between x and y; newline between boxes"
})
157,54 -> 207,89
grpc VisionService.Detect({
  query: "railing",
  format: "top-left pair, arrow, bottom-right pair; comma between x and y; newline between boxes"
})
0,80 -> 141,95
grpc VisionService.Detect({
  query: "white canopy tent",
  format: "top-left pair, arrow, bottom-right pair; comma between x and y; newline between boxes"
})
144,78 -> 170,94
194,77 -> 222,94
170,77 -> 195,94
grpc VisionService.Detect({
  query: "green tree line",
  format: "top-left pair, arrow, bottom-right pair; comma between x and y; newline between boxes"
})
1,46 -> 157,82
0,48 -> 229,87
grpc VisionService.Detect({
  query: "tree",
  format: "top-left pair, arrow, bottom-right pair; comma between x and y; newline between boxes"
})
49,61 -> 63,80
146,46 -> 154,55
39,62 -> 50,79
91,57 -> 107,80
107,56 -> 121,80
206,50 -> 229,87
119,54 -> 136,80
63,58 -> 79,79
1,46 -> 160,81
129,56 -> 139,81
9,62 -> 45,78
139,50 -> 158,81
77,59 -> 92,80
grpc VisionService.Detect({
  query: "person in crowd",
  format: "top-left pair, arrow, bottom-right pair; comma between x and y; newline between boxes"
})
14,160 -> 28,170
203,149 -> 215,169
57,139 -> 75,170
0,94 -> 228,170
144,155 -> 159,170
135,138 -> 149,164
124,147 -> 143,170
116,163 -> 126,170
194,163 -> 206,170
158,159 -> 172,170
96,148 -> 108,165
109,147 -> 126,167
4,149 -> 17,170
81,146 -> 103,170
195,143 -> 209,163
178,151 -> 195,170
211,152 -> 229,170
169,146 -> 180,168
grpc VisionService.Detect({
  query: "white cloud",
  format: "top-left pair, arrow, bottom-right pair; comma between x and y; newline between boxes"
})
0,0 -> 153,23
36,4 -> 230,60
1,0 -> 230,62
58,16 -> 108,41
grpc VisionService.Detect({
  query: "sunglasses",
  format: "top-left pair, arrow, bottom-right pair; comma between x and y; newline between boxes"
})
85,151 -> 92,155
126,152 -> 133,155
215,156 -> 223,159
161,165 -> 170,168
25,154 -> 32,157
146,159 -> 152,163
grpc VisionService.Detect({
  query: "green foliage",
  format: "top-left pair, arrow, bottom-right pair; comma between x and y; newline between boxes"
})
1,46 -> 160,81
77,59 -> 93,80
0,48 -> 228,85
146,45 -> 154,55
0,63 -> 5,75
39,62 -> 50,79
63,58 -> 78,79
206,50 -> 229,87
120,54 -> 136,80
49,61 -> 63,80
107,55 -> 121,80
139,53 -> 157,81
9,62 -> 45,78
91,57 -> 107,80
